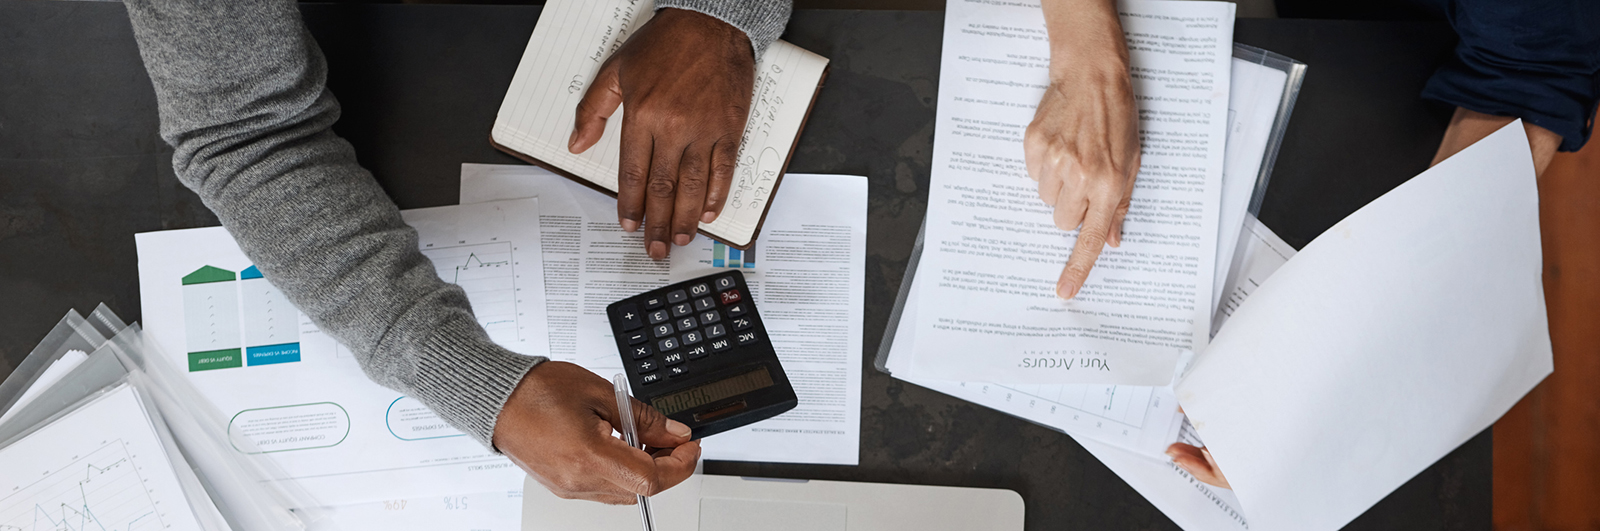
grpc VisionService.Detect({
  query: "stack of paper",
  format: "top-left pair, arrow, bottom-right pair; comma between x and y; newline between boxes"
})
880,0 -> 1550,529
131,169 -> 870,530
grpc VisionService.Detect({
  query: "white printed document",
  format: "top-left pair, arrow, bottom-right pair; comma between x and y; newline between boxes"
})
310,490 -> 524,531
1062,214 -> 1297,531
461,165 -> 866,466
0,384 -> 207,531
905,0 -> 1237,385
136,199 -> 548,506
1177,122 -> 1551,531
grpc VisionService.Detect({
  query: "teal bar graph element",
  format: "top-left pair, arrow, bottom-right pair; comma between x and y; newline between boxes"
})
711,242 -> 756,269
240,265 -> 301,366
182,266 -> 241,372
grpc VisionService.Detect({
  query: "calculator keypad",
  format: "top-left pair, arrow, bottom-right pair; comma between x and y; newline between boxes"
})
616,273 -> 763,384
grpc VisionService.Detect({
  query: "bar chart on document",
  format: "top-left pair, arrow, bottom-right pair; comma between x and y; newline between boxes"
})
913,379 -> 1181,457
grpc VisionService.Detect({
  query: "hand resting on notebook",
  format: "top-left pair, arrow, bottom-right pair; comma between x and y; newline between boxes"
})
568,8 -> 757,260
1026,0 -> 1142,300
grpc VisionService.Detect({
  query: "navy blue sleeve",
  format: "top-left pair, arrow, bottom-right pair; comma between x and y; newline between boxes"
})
1421,0 -> 1600,151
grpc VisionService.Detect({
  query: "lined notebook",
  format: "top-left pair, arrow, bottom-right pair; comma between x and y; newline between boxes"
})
491,0 -> 829,248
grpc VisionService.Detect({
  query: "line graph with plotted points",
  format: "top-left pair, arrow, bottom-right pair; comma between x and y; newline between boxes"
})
0,439 -> 164,531
421,242 -> 521,343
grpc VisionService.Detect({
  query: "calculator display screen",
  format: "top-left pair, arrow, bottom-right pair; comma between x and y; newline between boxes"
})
651,367 -> 775,416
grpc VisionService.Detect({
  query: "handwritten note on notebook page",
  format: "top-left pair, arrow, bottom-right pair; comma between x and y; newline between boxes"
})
491,0 -> 829,247
904,0 -> 1236,385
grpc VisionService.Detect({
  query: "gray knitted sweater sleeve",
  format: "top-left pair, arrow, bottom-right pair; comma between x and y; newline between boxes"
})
658,0 -> 793,58
122,0 -> 543,449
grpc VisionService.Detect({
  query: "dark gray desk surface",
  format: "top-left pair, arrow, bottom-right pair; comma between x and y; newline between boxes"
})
0,2 -> 1487,529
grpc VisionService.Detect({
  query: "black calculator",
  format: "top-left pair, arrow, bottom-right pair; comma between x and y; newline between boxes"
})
606,271 -> 797,439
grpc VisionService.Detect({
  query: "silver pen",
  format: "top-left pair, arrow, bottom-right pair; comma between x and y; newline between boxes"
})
613,373 -> 656,531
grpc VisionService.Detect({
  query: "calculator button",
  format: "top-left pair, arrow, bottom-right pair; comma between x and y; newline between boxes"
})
706,323 -> 727,338
640,373 -> 662,385
625,331 -> 649,345
719,290 -> 743,305
635,359 -> 659,373
685,344 -> 709,359
726,303 -> 748,317
731,317 -> 753,331
671,302 -> 693,317
643,296 -> 666,310
689,282 -> 712,297
709,338 -> 733,352
618,304 -> 643,330
715,275 -> 737,291
663,352 -> 685,366
652,323 -> 676,339
682,330 -> 703,345
676,317 -> 698,331
647,309 -> 670,324
736,331 -> 760,346
667,290 -> 688,304
629,344 -> 654,359
658,337 -> 680,351
668,365 -> 690,378
694,297 -> 716,311
699,310 -> 721,325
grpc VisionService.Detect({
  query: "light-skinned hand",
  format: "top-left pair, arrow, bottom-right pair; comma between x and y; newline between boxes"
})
569,8 -> 755,260
493,361 -> 701,504
1167,442 -> 1231,489
1029,0 -> 1141,300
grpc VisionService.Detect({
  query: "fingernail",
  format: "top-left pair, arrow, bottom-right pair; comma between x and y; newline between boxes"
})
673,233 -> 692,246
567,129 -> 578,151
620,218 -> 639,232
648,241 -> 667,259
1165,448 -> 1180,458
667,420 -> 691,438
700,211 -> 717,223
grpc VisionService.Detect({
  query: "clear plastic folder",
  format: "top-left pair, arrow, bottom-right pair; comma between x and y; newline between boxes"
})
0,305 -> 318,531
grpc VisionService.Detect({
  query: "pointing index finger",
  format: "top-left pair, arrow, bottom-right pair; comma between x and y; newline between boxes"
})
1058,199 -> 1116,300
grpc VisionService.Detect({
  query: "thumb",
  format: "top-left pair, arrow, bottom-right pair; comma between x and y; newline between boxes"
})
570,61 -> 622,153
627,397 -> 693,448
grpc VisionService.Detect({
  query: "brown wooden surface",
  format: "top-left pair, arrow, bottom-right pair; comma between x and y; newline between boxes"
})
1495,136 -> 1600,530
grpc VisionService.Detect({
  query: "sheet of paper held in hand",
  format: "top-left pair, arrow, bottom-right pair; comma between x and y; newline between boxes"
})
1178,123 -> 1552,531
460,166 -> 866,466
136,199 -> 549,506
491,0 -> 829,247
906,0 -> 1236,385
1067,212 -> 1294,531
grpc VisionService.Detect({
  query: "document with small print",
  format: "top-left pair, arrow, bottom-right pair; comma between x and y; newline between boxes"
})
461,164 -> 865,466
904,0 -> 1236,386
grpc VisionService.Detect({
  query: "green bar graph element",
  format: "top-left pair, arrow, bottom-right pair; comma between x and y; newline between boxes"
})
182,265 -> 236,285
188,348 -> 243,371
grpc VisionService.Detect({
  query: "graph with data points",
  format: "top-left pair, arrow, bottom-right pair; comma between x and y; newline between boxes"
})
0,440 -> 163,531
421,242 -> 520,342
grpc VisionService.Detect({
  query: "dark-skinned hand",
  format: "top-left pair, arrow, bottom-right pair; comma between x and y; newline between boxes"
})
569,8 -> 755,260
493,361 -> 702,504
